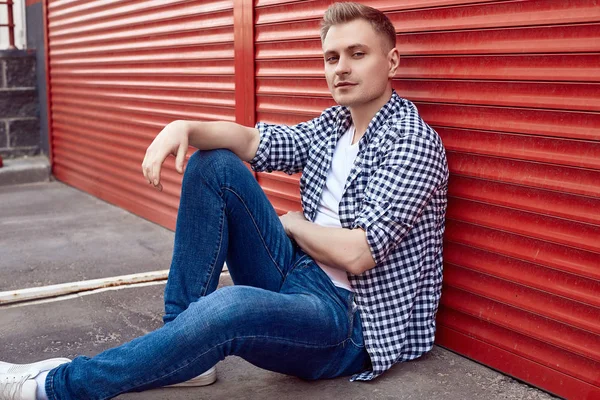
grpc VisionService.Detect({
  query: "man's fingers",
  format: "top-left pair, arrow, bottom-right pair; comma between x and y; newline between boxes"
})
175,143 -> 186,174
141,153 -> 150,183
141,162 -> 148,183
142,162 -> 152,183
151,161 -> 162,187
144,157 -> 154,184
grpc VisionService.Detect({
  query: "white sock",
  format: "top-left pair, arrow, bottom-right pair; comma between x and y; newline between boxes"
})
34,370 -> 49,400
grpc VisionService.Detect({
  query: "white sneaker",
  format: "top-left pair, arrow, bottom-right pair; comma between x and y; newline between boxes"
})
165,366 -> 217,387
0,358 -> 71,400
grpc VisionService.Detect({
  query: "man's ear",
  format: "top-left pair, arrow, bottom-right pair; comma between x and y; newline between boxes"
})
387,47 -> 400,78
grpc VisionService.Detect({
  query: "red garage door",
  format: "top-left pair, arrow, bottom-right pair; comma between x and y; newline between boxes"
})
46,0 -> 236,229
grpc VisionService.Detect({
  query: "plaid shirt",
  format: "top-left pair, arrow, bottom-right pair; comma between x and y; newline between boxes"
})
250,91 -> 448,381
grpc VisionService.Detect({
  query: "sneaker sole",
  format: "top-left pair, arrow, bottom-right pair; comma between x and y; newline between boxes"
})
166,367 -> 217,387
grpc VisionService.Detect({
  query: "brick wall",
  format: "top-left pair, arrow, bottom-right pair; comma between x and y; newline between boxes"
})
0,49 -> 40,159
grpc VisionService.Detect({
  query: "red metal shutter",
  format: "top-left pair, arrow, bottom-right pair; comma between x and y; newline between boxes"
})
255,1 -> 600,398
46,0 -> 236,229
254,1 -> 332,214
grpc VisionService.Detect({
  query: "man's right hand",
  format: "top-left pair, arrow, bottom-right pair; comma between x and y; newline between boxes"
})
142,120 -> 189,192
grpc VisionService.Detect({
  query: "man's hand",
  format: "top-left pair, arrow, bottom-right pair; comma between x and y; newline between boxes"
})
142,120 -> 189,191
279,211 -> 308,238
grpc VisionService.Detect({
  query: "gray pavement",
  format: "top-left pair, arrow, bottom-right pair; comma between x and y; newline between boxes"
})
0,181 -> 557,399
0,181 -> 174,291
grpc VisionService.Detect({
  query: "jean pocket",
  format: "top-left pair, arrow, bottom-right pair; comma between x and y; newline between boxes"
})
290,252 -> 311,271
347,297 -> 366,349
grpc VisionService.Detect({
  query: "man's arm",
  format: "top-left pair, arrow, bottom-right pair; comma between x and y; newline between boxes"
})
280,211 -> 376,275
186,120 -> 260,162
283,133 -> 447,275
353,135 -> 448,266
142,120 -> 259,191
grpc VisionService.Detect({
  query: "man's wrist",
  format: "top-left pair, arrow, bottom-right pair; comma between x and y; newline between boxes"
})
175,120 -> 192,138
286,221 -> 296,240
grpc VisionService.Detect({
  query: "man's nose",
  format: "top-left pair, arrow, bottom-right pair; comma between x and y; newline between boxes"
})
335,56 -> 350,75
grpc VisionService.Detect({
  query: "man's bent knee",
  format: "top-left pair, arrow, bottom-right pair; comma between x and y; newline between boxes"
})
179,286 -> 259,339
184,149 -> 248,185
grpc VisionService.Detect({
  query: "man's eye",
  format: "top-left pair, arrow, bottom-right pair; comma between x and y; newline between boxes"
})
326,56 -> 338,63
353,52 -> 365,57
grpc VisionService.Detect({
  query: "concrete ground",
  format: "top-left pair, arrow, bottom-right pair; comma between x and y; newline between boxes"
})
0,181 -> 558,400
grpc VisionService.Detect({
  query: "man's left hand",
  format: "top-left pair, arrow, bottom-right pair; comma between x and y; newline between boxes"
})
279,211 -> 307,238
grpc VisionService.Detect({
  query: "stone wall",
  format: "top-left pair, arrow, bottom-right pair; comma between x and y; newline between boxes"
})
0,49 -> 40,159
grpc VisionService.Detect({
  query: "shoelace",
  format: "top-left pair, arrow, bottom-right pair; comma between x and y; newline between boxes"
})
0,373 -> 31,400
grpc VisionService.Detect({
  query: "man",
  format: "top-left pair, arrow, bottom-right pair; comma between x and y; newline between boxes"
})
0,2 -> 448,399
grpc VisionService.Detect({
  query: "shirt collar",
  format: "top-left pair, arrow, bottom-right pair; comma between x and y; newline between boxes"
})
336,90 -> 403,144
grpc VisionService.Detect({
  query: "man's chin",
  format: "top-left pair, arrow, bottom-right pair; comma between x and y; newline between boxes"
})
331,94 -> 356,108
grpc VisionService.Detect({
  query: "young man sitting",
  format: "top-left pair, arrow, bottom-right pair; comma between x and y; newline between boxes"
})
0,3 -> 448,399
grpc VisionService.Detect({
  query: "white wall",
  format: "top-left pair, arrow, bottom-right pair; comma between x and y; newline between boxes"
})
0,0 -> 27,49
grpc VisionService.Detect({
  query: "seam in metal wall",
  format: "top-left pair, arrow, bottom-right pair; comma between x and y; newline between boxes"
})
254,1 -> 600,398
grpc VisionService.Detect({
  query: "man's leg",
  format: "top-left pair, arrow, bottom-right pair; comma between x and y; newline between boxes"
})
45,262 -> 368,400
163,149 -> 296,324
0,149 -> 366,399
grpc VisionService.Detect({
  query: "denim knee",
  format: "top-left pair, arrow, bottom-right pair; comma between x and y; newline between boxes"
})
187,149 -> 240,176
176,286 -> 253,345
183,149 -> 247,193
188,286 -> 248,323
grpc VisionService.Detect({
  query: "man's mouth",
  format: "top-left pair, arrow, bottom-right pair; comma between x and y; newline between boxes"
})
335,82 -> 357,88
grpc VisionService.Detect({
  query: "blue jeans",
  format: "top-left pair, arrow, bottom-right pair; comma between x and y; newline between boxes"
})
46,149 -> 370,400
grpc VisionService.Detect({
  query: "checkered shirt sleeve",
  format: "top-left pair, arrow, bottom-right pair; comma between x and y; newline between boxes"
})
352,134 -> 447,266
249,116 -> 321,175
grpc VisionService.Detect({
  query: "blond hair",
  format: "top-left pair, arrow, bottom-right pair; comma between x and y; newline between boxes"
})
320,2 -> 396,50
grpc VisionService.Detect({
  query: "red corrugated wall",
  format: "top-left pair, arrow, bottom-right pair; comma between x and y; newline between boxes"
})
45,0 -> 237,229
45,0 -> 600,398
254,1 -> 600,398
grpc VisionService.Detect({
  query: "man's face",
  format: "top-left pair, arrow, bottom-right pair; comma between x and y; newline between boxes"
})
322,19 -> 395,109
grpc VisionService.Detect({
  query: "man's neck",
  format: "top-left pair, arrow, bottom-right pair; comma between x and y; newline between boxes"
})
349,87 -> 393,144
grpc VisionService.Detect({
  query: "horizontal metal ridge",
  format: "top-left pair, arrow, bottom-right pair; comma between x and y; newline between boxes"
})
50,31 -> 234,56
256,0 -> 600,36
51,76 -> 235,91
49,0 -> 233,29
52,96 -> 235,122
50,11 -> 234,42
445,242 -> 600,308
447,196 -> 600,253
257,54 -> 600,82
448,175 -> 600,225
441,285 -> 600,362
52,86 -> 235,108
436,324 -> 599,399
256,24 -> 600,57
445,220 -> 600,281
447,152 -> 600,198
440,128 -> 600,170
437,306 -> 600,385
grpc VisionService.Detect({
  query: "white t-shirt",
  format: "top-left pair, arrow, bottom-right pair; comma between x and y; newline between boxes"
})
313,124 -> 360,291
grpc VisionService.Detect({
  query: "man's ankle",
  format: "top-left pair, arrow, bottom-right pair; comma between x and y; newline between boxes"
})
34,371 -> 50,400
